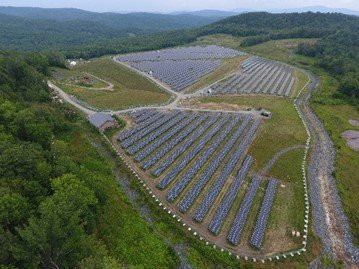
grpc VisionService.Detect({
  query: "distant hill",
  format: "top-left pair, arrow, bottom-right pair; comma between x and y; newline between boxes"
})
170,10 -> 239,18
0,13 -> 135,51
272,6 -> 359,16
0,6 -> 220,32
231,5 -> 359,16
203,12 -> 358,39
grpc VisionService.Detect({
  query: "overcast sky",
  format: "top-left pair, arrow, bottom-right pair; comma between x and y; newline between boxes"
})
1,0 -> 358,12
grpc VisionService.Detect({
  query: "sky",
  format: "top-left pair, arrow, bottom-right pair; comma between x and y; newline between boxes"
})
1,0 -> 358,13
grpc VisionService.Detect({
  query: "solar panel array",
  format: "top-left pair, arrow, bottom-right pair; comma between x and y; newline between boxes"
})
208,155 -> 253,235
118,108 -> 279,251
117,45 -> 243,91
227,176 -> 262,245
193,120 -> 260,223
179,115 -> 253,213
250,178 -> 278,249
211,56 -> 296,96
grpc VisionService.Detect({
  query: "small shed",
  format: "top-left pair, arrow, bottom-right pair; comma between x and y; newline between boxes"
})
88,113 -> 118,131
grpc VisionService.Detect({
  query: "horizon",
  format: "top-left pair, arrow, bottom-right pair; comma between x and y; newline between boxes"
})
0,1 -> 358,13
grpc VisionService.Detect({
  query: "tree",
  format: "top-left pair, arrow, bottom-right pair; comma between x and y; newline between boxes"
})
0,189 -> 30,230
17,174 -> 100,269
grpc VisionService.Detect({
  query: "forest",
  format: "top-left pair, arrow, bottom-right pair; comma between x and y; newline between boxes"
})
0,7 -> 222,52
0,52 -> 179,268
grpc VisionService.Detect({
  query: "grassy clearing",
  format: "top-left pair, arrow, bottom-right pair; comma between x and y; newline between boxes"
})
53,68 -> 109,88
268,149 -> 305,230
189,34 -> 245,50
268,149 -> 304,182
292,68 -> 310,97
242,38 -> 318,67
53,57 -> 171,110
184,56 -> 246,93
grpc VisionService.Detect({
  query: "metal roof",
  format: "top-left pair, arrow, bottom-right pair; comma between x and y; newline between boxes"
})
88,113 -> 115,128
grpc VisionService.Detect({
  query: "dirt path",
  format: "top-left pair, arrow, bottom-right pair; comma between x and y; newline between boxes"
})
82,72 -> 114,90
48,81 -> 95,116
260,145 -> 305,176
60,72 -> 115,91
48,80 -> 264,116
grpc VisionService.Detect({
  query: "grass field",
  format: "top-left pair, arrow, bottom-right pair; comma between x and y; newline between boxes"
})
53,68 -> 110,89
52,57 -> 171,110
190,34 -> 245,50
242,38 -> 318,67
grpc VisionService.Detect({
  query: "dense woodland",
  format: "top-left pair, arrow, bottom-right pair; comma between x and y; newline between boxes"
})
0,8 -> 221,51
297,27 -> 359,98
0,6 -> 220,31
0,52 -> 179,268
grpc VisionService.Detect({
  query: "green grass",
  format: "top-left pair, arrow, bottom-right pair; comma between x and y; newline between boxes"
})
242,38 -> 318,67
189,34 -> 245,50
53,57 -> 171,110
53,68 -> 109,88
268,149 -> 305,231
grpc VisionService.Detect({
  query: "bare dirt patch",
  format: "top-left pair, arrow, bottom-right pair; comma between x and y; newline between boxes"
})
179,99 -> 251,112
341,130 -> 359,151
348,119 -> 359,127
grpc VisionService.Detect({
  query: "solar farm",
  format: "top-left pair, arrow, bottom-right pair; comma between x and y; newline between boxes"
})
116,45 -> 244,92
98,44 -> 313,260
210,56 -> 296,96
115,108 -> 290,256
